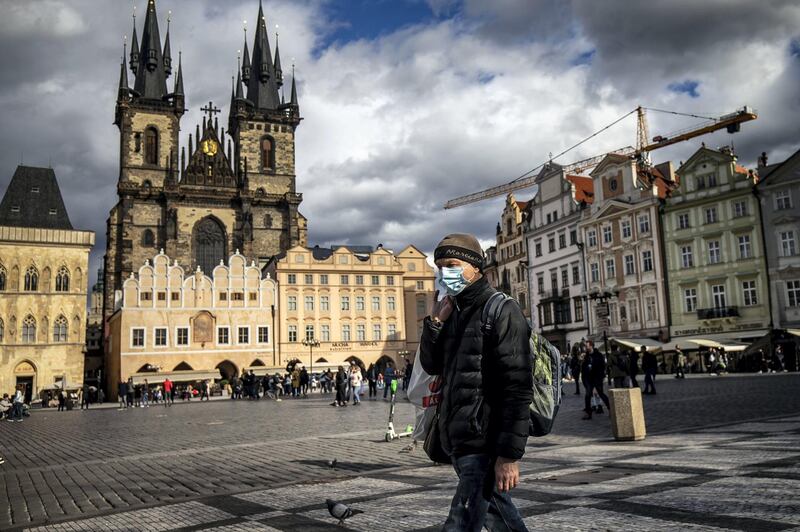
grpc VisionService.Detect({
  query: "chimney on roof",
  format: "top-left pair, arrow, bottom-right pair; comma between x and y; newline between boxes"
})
758,151 -> 768,168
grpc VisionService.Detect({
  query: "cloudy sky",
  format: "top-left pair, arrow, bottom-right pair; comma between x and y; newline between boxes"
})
1,0 -> 799,286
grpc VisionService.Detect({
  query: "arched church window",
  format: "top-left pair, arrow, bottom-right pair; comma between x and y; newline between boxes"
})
0,265 -> 6,291
53,315 -> 68,343
142,229 -> 155,247
24,266 -> 38,291
144,127 -> 159,165
22,315 -> 36,343
264,214 -> 272,228
261,136 -> 275,171
55,266 -> 70,292
193,217 -> 227,275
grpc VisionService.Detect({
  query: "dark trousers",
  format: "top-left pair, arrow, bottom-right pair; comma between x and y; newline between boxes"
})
443,454 -> 528,532
584,381 -> 610,416
384,380 -> 394,398
368,380 -> 377,398
644,371 -> 656,394
572,371 -> 581,394
126,393 -> 134,407
630,374 -> 639,388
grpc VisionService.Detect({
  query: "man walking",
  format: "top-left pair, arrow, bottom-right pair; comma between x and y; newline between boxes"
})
642,346 -> 658,395
383,362 -> 396,401
118,381 -> 127,409
366,364 -> 378,400
607,344 -> 629,388
570,344 -> 582,395
582,340 -> 610,420
420,233 -> 533,531
163,378 -> 173,407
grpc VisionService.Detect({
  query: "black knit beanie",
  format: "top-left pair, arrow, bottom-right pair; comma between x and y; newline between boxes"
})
434,233 -> 484,269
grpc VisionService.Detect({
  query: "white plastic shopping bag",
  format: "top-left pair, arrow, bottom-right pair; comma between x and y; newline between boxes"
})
407,347 -> 442,441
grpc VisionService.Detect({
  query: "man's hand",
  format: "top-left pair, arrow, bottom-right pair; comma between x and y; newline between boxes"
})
430,290 -> 455,323
494,457 -> 520,492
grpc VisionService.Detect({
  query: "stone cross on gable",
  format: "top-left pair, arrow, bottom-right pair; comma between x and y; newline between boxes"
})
200,101 -> 221,120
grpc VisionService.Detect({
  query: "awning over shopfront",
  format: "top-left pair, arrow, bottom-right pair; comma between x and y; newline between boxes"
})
131,370 -> 219,385
787,329 -> 800,338
610,338 -> 667,352
684,338 -> 748,352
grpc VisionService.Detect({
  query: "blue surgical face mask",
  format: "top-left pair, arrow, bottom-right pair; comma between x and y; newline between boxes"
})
441,266 -> 468,296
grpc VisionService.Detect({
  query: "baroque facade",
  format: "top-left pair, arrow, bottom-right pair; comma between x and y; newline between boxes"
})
524,163 -> 590,353
664,146 -> 769,345
106,251 -> 277,398
104,0 -> 306,326
494,194 -> 531,320
0,166 -> 94,400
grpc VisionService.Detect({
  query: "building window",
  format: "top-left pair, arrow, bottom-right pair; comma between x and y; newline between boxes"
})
341,324 -> 351,341
605,258 -> 615,278
53,315 -> 68,342
574,299 -> 583,322
417,299 -> 426,317
684,288 -> 697,312
621,220 -> 632,239
609,302 -> 618,327
320,274 -> 329,285
320,325 -> 330,342
371,275 -> 380,285
154,327 -> 168,347
356,275 -> 364,285
624,255 -> 635,276
144,127 -> 158,165
602,226 -> 612,244
787,280 -> 800,307
219,292 -> 228,302
558,233 -> 566,249
55,266 -> 70,292
645,296 -> 657,322
570,230 -> 577,245
590,263 -> 600,283
193,217 -> 226,276
287,274 -> 296,284
356,324 -> 366,341
305,274 -> 313,284
775,190 -> 793,210
572,265 -> 580,285
341,275 -> 349,285
386,276 -> 395,286
742,280 -> 758,306
288,325 -> 297,342
681,245 -> 694,268
677,213 -> 690,229
519,292 -> 527,309
305,325 -> 314,341
705,207 -> 718,224
708,241 -> 721,264
712,284 -> 727,308
535,242 -> 542,256
634,252 -> 650,276
132,327 -> 145,347
24,266 -> 38,291
258,326 -> 269,344
176,327 -> 189,346
0,266 -> 5,291
356,296 -> 365,311
587,231 -> 597,247
733,200 -> 747,218
141,292 -> 152,301
142,229 -> 155,247
561,268 -> 569,288
372,296 -> 381,311
372,324 -> 382,341
341,296 -> 350,311
0,318 -> 4,342
542,304 -> 552,325
387,296 -> 396,311
248,292 -> 257,301
696,176 -> 705,190
639,214 -> 651,234
550,271 -> 558,291
304,296 -> 314,311
218,327 -> 230,345
738,234 -> 752,259
416,280 -> 424,290
387,323 -> 397,339
629,300 -> 639,323
172,292 -> 181,301
236,326 -> 249,344
708,173 -> 717,187
320,295 -> 330,311
548,238 -> 556,252
780,231 -> 796,257
261,136 -> 275,170
287,295 -> 297,311
232,292 -> 245,302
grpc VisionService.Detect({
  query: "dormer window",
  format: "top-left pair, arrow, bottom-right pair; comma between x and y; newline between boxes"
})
10,206 -> 19,213
49,209 -> 57,216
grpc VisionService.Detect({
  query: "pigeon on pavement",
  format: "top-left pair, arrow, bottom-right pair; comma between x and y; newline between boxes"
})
326,499 -> 363,525
327,458 -> 338,469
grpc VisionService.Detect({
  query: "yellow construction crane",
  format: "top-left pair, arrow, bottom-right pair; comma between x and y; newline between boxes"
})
443,106 -> 757,210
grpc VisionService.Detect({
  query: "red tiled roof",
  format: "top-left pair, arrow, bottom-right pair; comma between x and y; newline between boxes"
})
565,174 -> 594,204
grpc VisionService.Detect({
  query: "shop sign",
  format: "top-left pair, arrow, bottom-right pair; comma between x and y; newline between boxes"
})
14,362 -> 35,374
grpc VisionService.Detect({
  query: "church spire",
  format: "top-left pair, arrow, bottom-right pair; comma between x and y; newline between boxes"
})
290,63 -> 299,109
241,23 -> 251,84
274,30 -> 283,88
163,10 -> 173,77
119,42 -> 130,98
129,9 -> 139,75
133,0 -> 169,100
246,0 -> 281,110
235,69 -> 245,100
174,51 -> 184,95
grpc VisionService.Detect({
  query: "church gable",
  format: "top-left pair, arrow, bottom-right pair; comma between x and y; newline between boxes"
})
180,120 -> 236,188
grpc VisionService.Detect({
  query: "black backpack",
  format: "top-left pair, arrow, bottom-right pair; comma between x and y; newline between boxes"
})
481,292 -> 562,437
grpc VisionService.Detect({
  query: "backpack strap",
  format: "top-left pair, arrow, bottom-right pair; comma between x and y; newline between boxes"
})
481,291 -> 512,337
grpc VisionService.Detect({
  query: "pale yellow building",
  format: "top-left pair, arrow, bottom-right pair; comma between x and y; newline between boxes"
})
106,251 -> 277,398
0,166 -> 95,401
266,244 -> 435,371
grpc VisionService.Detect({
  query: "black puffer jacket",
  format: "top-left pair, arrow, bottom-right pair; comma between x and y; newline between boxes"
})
420,277 -> 533,460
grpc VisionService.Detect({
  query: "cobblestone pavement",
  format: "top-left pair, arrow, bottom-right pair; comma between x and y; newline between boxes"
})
1,373 -> 799,531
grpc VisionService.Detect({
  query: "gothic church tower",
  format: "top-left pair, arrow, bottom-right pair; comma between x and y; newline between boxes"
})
104,0 -> 306,322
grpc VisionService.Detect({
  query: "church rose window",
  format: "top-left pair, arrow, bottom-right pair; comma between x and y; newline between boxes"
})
193,217 -> 227,275
144,127 -> 159,165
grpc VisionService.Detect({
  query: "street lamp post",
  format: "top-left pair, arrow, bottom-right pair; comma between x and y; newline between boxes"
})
302,338 -> 320,376
587,289 -> 619,355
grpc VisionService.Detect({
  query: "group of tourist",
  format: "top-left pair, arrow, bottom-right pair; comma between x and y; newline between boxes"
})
0,386 -> 26,422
